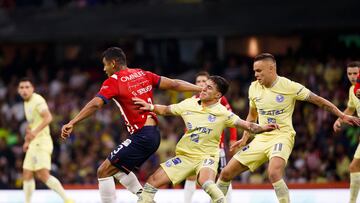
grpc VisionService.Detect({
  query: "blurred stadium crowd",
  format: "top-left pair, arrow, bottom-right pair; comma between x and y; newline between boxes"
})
0,42 -> 359,189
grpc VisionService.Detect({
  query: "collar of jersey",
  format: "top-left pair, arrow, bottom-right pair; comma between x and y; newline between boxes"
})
269,76 -> 280,88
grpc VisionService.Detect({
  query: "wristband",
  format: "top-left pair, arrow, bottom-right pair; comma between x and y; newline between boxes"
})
149,104 -> 155,111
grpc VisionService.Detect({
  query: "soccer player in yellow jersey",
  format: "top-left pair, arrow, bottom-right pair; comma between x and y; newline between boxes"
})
333,61 -> 360,203
216,53 -> 360,203
133,75 -> 279,203
18,78 -> 73,203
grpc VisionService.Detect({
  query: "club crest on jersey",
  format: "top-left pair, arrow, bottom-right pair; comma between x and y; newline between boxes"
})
276,94 -> 284,103
208,114 -> 216,122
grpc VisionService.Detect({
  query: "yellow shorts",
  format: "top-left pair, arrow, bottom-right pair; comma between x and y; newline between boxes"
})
354,143 -> 360,159
160,155 -> 219,185
23,147 -> 52,171
233,134 -> 294,172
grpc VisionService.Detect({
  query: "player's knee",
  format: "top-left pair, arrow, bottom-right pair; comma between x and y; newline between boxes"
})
97,165 -> 106,178
219,168 -> 232,182
268,169 -> 282,183
350,160 -> 360,172
35,172 -> 49,183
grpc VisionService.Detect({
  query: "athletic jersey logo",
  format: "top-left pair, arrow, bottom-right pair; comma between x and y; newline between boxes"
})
208,114 -> 216,122
276,94 -> 284,103
186,122 -> 193,130
190,133 -> 199,143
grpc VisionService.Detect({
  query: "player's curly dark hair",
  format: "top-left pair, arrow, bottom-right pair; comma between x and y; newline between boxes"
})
209,75 -> 229,97
102,47 -> 127,66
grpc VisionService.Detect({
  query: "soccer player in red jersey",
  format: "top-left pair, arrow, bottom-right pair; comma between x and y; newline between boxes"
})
61,47 -> 202,203
184,71 -> 237,203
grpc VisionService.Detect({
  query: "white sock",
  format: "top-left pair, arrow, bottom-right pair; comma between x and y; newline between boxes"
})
45,176 -> 68,201
226,183 -> 232,203
350,172 -> 360,203
184,179 -> 196,203
98,177 -> 116,203
23,179 -> 35,203
272,179 -> 289,203
113,171 -> 143,196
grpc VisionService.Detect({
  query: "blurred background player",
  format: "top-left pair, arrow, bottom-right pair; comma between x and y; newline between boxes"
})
133,75 -> 279,203
18,78 -> 73,203
333,61 -> 360,203
60,47 -> 202,203
216,53 -> 360,203
184,71 -> 237,203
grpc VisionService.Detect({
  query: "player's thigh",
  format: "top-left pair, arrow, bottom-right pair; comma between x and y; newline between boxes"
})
161,156 -> 196,185
267,135 -> 294,165
97,159 -> 120,178
233,139 -> 268,172
197,167 -> 217,186
147,167 -> 172,188
220,157 -> 249,182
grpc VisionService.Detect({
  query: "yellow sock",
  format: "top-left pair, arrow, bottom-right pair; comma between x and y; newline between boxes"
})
350,172 -> 360,203
138,183 -> 157,203
45,176 -> 68,201
202,180 -> 226,203
216,179 -> 231,196
23,179 -> 35,203
272,179 -> 289,203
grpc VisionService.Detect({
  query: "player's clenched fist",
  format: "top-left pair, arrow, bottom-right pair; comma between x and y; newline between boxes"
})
61,123 -> 74,139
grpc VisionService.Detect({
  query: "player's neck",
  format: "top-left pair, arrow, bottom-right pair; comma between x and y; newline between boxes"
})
264,75 -> 279,88
201,99 -> 218,107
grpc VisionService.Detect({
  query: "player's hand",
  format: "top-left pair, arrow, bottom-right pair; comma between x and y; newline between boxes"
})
261,123 -> 280,133
341,115 -> 360,126
333,119 -> 342,133
230,131 -> 250,151
229,140 -> 237,156
132,97 -> 151,111
61,123 -> 73,139
23,141 -> 29,152
25,130 -> 36,142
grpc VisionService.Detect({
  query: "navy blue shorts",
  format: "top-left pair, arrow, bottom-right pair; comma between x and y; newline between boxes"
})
107,126 -> 160,174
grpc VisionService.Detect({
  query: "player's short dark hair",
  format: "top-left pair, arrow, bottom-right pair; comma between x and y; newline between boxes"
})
209,75 -> 229,96
196,71 -> 210,79
18,77 -> 34,85
102,47 -> 127,65
254,53 -> 276,64
347,61 -> 360,68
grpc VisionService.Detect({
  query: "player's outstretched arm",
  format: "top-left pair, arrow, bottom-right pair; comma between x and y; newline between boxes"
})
132,97 -> 174,116
159,76 -> 203,93
233,118 -> 279,135
61,97 -> 104,139
306,92 -> 360,126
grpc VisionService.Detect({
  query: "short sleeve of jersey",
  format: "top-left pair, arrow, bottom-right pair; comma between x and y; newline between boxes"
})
291,81 -> 311,101
248,83 -> 256,108
170,98 -> 193,116
348,86 -> 356,109
224,111 -> 241,128
35,95 -> 49,113
96,78 -> 118,104
145,71 -> 161,88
